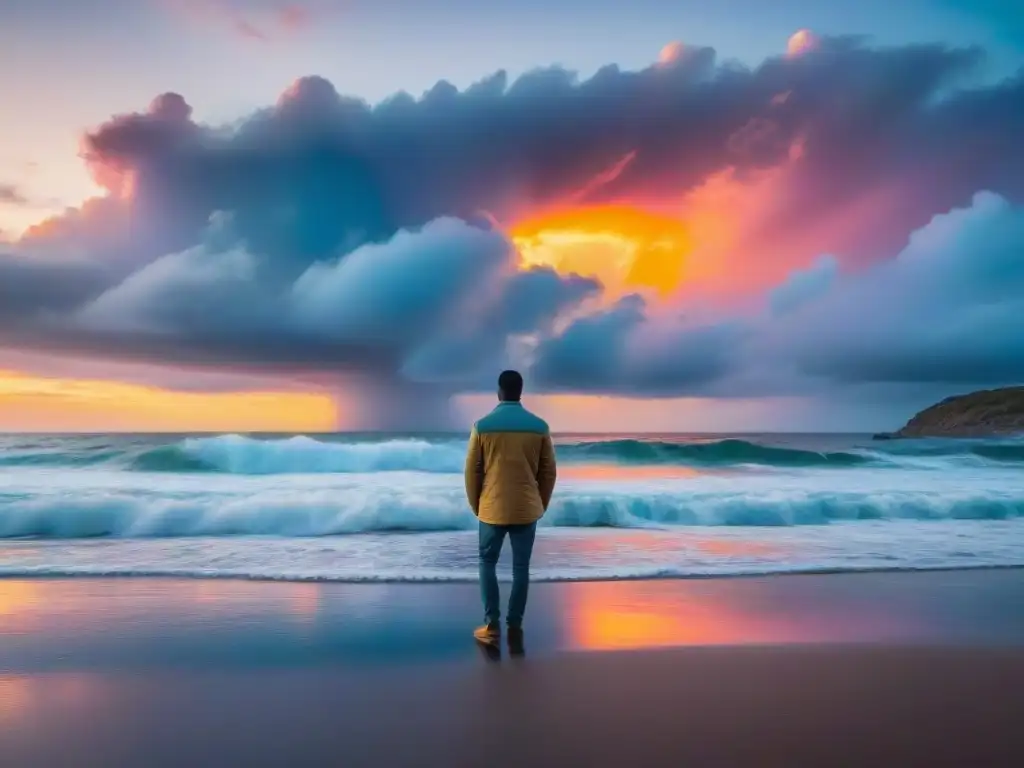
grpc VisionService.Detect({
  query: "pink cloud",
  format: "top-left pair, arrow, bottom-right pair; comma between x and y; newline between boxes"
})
657,41 -> 686,66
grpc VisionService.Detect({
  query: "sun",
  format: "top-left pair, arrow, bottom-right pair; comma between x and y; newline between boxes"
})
510,204 -> 691,297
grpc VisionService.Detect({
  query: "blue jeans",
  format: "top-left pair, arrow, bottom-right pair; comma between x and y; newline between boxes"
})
479,521 -> 537,629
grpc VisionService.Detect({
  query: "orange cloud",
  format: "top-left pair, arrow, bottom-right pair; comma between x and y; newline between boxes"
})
787,29 -> 820,58
657,41 -> 686,66
511,204 -> 692,297
505,126 -> 884,308
506,151 -> 799,302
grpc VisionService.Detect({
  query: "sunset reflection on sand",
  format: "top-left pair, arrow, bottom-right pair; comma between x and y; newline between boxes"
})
0,572 -> 1018,676
557,579 -> 913,651
0,674 -> 100,728
0,579 -> 325,638
0,581 -> 41,635
562,581 -> 777,650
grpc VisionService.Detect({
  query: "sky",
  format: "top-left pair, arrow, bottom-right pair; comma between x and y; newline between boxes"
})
1,0 -> 1023,432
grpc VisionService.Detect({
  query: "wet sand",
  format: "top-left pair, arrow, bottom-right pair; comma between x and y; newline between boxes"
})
0,569 -> 1022,766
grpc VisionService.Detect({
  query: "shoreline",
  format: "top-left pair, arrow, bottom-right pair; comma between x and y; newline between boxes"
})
0,562 -> 1022,585
2,568 -> 1022,665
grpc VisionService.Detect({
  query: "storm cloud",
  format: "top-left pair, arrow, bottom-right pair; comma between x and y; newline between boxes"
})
41,36 -> 1021,268
529,191 -> 1024,396
770,191 -> 1024,386
3,34 -> 1024,421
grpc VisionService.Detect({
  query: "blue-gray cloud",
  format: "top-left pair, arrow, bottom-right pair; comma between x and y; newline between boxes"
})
60,37 -> 1024,271
771,191 -> 1024,385
768,255 -> 838,316
1,36 -> 1022,415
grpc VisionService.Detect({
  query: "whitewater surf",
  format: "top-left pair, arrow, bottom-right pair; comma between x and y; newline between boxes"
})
0,432 -> 1020,580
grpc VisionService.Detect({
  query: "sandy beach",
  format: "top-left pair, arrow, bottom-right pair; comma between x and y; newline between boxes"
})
0,569 -> 1022,766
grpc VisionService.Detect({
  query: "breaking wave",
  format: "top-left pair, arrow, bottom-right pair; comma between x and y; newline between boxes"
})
560,438 -> 871,467
135,436 -> 468,474
0,487 -> 1020,538
126,436 -> 876,474
0,434 -> 1022,475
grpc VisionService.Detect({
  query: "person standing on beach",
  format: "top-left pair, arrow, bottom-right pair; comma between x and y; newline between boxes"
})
464,370 -> 557,648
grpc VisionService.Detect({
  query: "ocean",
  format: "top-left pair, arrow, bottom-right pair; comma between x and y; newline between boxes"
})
0,432 -> 1021,581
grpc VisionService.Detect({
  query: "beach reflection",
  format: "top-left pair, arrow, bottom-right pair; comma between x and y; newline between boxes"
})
0,674 -> 100,727
0,578 -> 325,638
189,580 -> 323,625
0,572 -> 1011,674
0,581 -> 41,634
562,581 -> 761,650
557,579 -> 909,651
0,676 -> 34,726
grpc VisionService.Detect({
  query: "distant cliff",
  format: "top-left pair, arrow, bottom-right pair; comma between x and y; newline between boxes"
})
892,387 -> 1024,438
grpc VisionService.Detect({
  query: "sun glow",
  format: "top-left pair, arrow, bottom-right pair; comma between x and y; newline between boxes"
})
0,370 -> 336,432
511,205 -> 692,297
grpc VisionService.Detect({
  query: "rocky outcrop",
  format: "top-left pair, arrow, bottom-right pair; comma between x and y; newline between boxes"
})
893,387 -> 1024,438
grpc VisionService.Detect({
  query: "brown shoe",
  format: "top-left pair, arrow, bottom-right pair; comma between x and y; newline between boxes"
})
473,624 -> 501,646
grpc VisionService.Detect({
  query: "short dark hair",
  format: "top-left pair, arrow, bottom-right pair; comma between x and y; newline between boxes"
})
498,370 -> 524,401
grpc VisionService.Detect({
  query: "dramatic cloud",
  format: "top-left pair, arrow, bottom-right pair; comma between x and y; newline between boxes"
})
49,36 -> 1022,272
0,252 -> 111,323
529,192 -> 1024,396
770,192 -> 1024,385
3,35 -> 1023,423
2,215 -> 595,424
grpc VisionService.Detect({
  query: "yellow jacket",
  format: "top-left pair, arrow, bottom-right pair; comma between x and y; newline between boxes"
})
464,402 -> 557,525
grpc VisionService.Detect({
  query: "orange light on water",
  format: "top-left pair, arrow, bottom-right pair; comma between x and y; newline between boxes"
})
511,204 -> 692,296
558,464 -> 703,481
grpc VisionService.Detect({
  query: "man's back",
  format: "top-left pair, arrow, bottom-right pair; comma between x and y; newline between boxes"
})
465,402 -> 557,526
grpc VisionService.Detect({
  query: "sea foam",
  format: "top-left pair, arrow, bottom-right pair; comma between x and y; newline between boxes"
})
3,434 -> 1023,475
0,481 -> 1020,538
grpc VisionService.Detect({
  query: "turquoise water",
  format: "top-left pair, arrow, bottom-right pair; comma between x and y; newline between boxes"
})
0,432 -> 1021,580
